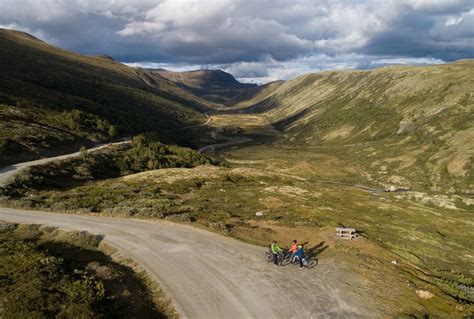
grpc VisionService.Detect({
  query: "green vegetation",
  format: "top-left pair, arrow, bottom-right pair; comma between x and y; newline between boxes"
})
120,134 -> 218,174
0,29 -> 211,167
1,28 -> 473,316
7,161 -> 472,315
0,134 -> 218,198
240,61 -> 474,194
0,222 -> 171,318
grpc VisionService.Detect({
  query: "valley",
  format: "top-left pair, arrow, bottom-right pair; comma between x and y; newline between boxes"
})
0,28 -> 473,318
2,107 -> 472,317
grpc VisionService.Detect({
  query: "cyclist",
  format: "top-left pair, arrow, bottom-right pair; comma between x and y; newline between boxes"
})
270,240 -> 282,265
289,240 -> 298,262
296,244 -> 304,269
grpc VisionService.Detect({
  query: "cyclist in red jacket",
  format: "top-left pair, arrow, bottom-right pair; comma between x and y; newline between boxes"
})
289,240 -> 298,262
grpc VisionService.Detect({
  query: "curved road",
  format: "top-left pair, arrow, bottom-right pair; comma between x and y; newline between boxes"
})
0,143 -> 375,318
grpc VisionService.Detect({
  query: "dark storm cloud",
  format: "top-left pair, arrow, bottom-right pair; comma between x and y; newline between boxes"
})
0,0 -> 472,81
362,1 -> 474,61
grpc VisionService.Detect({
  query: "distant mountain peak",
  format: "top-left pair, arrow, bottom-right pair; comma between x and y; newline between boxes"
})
149,68 -> 257,105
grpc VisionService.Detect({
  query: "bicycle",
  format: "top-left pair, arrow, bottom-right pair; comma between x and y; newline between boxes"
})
291,255 -> 318,268
264,250 -> 289,266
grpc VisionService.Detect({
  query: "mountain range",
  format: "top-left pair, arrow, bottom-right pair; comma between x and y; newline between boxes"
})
0,27 -> 472,195
1,28 -> 473,316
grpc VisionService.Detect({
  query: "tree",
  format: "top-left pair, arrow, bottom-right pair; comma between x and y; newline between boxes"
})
108,125 -> 117,138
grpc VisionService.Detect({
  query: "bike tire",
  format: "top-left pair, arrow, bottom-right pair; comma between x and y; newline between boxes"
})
265,252 -> 273,262
279,255 -> 290,266
305,258 -> 318,268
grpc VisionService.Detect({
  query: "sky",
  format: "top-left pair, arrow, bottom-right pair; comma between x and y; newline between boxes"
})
1,0 -> 473,83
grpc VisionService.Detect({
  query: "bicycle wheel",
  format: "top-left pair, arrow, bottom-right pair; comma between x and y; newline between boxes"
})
305,258 -> 318,268
265,252 -> 273,262
279,254 -> 290,266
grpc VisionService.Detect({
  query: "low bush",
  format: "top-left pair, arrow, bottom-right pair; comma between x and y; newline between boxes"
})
0,238 -> 104,318
0,223 -> 168,318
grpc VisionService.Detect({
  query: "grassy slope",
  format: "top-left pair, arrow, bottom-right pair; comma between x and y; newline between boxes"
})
228,80 -> 285,109
242,61 -> 474,194
152,69 -> 257,106
0,29 -> 212,167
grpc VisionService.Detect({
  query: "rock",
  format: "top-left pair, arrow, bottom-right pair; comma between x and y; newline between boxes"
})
391,260 -> 398,265
416,290 -> 434,299
397,121 -> 415,134
255,211 -> 264,217
385,185 -> 410,192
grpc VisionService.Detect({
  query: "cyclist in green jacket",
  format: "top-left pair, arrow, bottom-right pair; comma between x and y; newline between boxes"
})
270,240 -> 282,265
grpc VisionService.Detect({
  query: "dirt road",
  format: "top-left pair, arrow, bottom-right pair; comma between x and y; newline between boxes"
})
0,208 -> 374,318
0,136 -> 376,318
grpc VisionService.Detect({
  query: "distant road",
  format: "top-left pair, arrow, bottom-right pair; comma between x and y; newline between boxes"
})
198,137 -> 253,154
0,208 -> 373,318
182,112 -> 212,129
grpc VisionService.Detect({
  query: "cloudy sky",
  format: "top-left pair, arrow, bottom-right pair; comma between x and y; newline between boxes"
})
1,0 -> 473,83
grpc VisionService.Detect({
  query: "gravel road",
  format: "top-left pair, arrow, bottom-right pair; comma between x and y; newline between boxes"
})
0,142 -> 376,318
0,208 -> 373,318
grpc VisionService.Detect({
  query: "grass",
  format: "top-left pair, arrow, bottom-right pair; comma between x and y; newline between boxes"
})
239,60 -> 474,195
5,159 -> 472,315
4,95 -> 472,315
0,221 -> 175,318
0,28 -> 210,167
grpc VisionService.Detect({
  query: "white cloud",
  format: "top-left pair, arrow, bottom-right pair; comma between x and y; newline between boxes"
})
0,0 -> 472,81
223,54 -> 446,84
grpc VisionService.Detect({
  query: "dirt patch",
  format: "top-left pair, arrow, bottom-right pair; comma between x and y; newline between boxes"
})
122,165 -> 224,183
416,290 -> 435,300
225,159 -> 265,164
263,185 -> 309,198
447,157 -> 469,176
323,125 -> 354,140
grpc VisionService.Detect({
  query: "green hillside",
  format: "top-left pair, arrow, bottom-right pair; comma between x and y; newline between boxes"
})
243,61 -> 474,194
0,29 -> 211,167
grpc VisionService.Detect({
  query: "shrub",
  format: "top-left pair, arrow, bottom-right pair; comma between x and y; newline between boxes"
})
119,134 -> 218,174
62,275 -> 105,304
